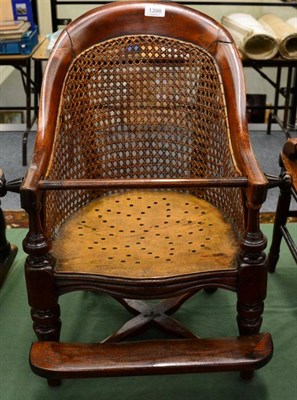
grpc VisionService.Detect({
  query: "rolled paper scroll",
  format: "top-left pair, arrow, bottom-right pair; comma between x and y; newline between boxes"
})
259,14 -> 297,59
222,13 -> 279,60
286,17 -> 297,29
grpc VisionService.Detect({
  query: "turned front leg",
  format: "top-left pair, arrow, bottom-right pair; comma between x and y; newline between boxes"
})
25,254 -> 61,342
237,206 -> 268,336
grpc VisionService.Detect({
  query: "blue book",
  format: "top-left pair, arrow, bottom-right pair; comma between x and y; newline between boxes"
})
11,0 -> 35,29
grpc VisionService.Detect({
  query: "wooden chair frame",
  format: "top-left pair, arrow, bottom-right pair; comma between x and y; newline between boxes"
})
21,1 -> 272,384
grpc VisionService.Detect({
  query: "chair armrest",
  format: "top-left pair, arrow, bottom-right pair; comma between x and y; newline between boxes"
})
234,129 -> 268,206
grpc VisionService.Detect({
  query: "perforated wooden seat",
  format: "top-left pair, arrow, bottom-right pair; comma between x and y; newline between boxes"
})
52,190 -> 239,278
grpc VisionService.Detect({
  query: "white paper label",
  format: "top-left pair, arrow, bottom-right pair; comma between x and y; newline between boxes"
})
144,4 -> 166,17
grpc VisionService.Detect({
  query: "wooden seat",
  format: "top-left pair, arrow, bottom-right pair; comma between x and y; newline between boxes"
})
52,190 -> 239,278
268,138 -> 297,271
21,1 -> 272,385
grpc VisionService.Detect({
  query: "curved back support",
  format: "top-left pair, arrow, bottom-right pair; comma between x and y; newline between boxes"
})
23,1 -> 267,238
36,2 -> 248,176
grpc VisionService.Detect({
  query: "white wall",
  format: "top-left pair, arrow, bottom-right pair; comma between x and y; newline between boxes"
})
37,0 -> 296,34
0,67 -> 13,86
35,0 -> 295,102
37,0 -> 52,35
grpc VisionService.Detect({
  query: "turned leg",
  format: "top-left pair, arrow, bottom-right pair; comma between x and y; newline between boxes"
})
30,305 -> 61,342
237,289 -> 266,381
237,301 -> 264,337
22,186 -> 62,385
268,172 -> 292,273
25,251 -> 61,341
25,255 -> 62,386
237,227 -> 267,336
237,207 -> 268,379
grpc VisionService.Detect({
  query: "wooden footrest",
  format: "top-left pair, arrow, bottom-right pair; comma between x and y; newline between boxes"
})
30,333 -> 273,379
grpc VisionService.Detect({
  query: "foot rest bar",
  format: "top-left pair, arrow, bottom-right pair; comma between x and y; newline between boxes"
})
30,333 -> 273,379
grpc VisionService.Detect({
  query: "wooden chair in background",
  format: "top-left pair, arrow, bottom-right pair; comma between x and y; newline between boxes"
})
20,1 -> 273,385
268,138 -> 297,271
0,170 -> 18,286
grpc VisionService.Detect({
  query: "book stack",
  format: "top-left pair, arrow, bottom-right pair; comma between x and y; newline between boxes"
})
0,20 -> 31,41
0,20 -> 38,55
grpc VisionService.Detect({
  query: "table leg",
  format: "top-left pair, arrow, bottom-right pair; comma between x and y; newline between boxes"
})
22,57 -> 32,166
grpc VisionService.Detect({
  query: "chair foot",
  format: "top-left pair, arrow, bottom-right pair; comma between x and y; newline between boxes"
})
204,288 -> 217,294
267,253 -> 279,273
47,378 -> 62,386
240,370 -> 254,380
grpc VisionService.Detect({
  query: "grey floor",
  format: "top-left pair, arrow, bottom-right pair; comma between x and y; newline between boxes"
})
0,130 -> 35,210
0,127 -> 290,212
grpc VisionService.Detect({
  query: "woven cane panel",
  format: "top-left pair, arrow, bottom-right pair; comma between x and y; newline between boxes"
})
52,190 -> 239,278
44,35 -> 245,239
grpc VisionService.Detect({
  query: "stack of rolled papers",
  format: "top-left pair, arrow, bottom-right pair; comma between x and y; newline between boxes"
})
259,14 -> 297,59
222,13 -> 297,60
287,17 -> 297,30
222,14 -> 278,60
